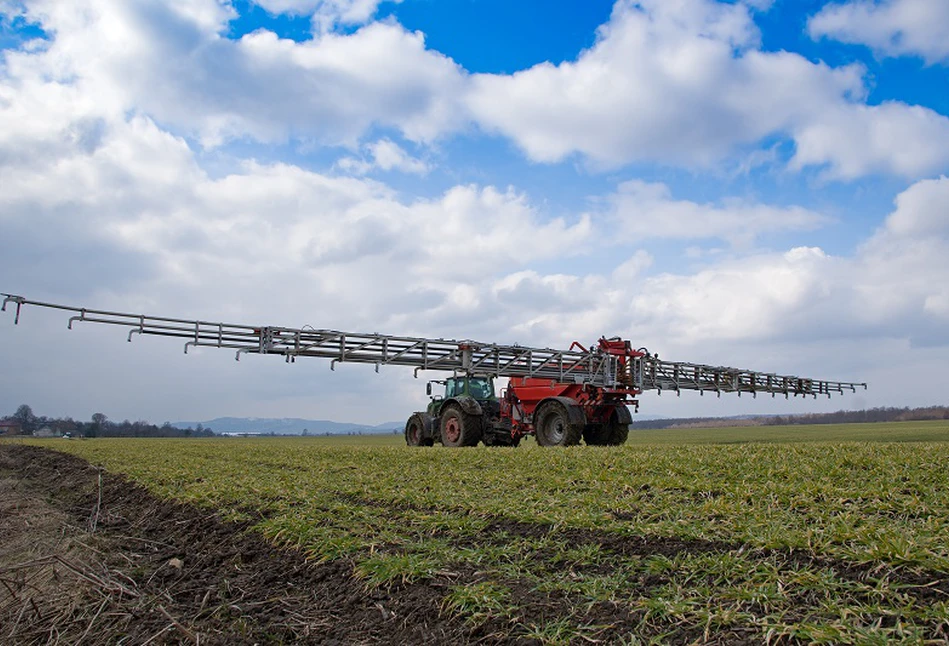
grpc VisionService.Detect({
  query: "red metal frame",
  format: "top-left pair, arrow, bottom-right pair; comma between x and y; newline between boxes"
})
501,337 -> 644,439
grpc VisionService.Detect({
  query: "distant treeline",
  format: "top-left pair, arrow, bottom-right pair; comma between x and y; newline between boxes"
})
634,406 -> 949,430
1,404 -> 214,438
6,404 -> 946,438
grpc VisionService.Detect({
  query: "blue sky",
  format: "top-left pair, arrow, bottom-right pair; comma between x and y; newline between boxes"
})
1,0 -> 948,425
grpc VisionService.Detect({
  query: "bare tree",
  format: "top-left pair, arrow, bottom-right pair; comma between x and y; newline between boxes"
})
14,404 -> 36,434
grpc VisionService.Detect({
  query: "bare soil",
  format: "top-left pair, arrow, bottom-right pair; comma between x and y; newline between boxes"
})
0,444 -> 480,645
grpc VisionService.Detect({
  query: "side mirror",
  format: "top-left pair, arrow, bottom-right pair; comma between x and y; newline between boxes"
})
426,382 -> 432,396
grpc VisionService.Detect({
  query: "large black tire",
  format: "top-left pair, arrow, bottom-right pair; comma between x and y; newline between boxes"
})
405,413 -> 434,447
534,401 -> 582,447
583,423 -> 609,446
439,404 -> 481,447
584,409 -> 629,446
604,414 -> 629,446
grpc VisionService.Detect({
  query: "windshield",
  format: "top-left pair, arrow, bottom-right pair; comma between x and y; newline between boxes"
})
445,377 -> 495,399
468,377 -> 494,399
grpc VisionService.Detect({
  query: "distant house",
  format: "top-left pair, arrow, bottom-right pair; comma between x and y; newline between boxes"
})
32,427 -> 58,438
0,422 -> 21,436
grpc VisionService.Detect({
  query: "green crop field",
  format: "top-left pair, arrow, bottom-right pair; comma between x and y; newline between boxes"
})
313,419 -> 949,446
15,420 -> 949,644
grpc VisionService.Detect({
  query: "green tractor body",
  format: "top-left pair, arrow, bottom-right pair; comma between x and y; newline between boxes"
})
405,376 -> 517,447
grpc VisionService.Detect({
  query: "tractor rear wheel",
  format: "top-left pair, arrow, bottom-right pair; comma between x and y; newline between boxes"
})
584,409 -> 629,446
583,423 -> 609,446
534,401 -> 582,447
405,413 -> 434,447
604,413 -> 629,446
439,404 -> 481,447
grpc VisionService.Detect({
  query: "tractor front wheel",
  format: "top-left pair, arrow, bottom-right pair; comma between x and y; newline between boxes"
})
534,401 -> 582,447
439,404 -> 481,447
405,413 -> 434,447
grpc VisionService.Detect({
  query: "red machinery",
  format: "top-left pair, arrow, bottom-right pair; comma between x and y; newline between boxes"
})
496,339 -> 642,446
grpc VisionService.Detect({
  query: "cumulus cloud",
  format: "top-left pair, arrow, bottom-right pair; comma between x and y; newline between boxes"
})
0,112 -> 591,330
0,101 -> 596,420
880,175 -> 949,236
253,0 -> 398,34
809,0 -> 949,64
5,0 -> 947,179
2,105 -> 946,418
853,176 -> 949,340
466,0 -> 949,178
630,247 -> 842,344
626,177 -> 949,348
593,180 -> 828,246
6,0 -> 464,148
337,138 -> 431,175
789,102 -> 949,180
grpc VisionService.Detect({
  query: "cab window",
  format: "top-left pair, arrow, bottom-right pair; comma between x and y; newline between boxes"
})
445,379 -> 462,398
469,378 -> 494,399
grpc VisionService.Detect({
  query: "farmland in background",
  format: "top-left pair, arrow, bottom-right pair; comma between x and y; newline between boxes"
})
14,420 -> 949,643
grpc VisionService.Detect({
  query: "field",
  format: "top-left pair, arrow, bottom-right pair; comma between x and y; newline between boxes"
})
3,421 -> 949,644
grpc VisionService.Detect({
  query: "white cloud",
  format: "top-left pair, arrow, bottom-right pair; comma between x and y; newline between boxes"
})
7,0 -> 464,148
2,104 -> 946,419
0,104 -> 597,421
467,0 -> 768,166
594,180 -> 828,246
852,176 -> 949,336
630,246 -> 842,344
253,0 -> 399,33
465,0 -> 949,178
881,174 -> 949,236
809,0 -> 949,64
626,177 -> 949,349
789,103 -> 949,179
337,138 -> 431,175
0,112 -> 591,329
6,0 -> 947,180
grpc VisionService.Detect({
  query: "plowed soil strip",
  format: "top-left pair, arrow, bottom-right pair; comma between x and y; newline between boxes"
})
0,444 -> 483,645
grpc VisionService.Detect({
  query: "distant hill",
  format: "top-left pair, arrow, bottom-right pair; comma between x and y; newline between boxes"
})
172,417 -> 403,435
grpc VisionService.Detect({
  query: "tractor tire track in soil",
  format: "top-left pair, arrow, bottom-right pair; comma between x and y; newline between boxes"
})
311,493 -> 949,642
0,444 -> 482,645
328,495 -> 949,641
337,493 -> 949,603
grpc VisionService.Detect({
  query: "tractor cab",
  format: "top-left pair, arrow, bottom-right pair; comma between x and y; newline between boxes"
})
426,376 -> 496,412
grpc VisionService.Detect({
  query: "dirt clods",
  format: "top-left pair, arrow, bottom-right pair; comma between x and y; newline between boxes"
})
0,444 -> 479,645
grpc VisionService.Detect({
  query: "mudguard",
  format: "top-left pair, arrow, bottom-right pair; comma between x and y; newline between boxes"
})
417,411 -> 437,440
440,396 -> 483,417
535,396 -> 587,427
613,404 -> 633,425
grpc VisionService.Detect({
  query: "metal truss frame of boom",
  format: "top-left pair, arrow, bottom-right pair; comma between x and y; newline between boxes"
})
1,294 -> 866,399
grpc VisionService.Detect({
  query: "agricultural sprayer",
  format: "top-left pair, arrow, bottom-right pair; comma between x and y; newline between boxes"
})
1,294 -> 866,447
